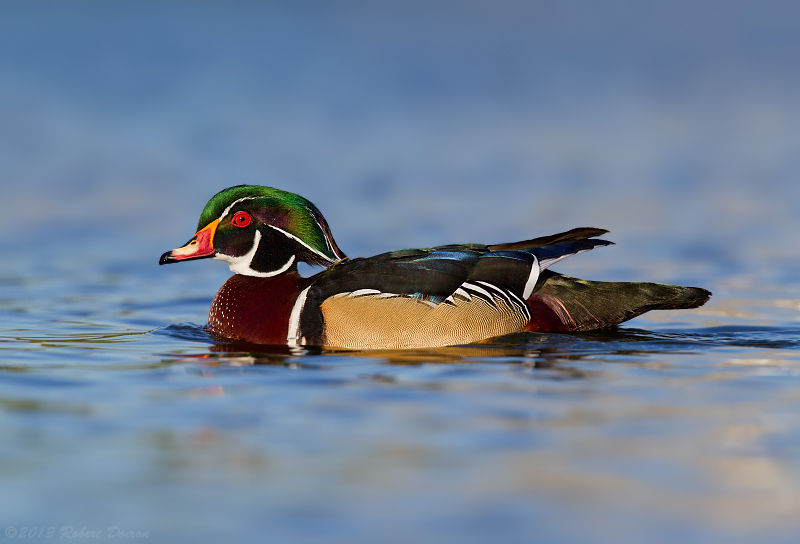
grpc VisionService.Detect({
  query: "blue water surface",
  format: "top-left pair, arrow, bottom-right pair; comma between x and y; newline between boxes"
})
3,2 -> 800,543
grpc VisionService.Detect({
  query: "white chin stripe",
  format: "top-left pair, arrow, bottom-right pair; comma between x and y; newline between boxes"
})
214,230 -> 296,277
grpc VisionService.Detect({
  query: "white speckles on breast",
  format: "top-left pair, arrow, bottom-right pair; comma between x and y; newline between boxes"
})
208,283 -> 236,333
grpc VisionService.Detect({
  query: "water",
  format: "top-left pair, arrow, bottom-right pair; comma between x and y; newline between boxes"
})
3,2 -> 800,543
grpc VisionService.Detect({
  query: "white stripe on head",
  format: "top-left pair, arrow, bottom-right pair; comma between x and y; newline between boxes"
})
218,197 -> 338,264
303,205 -> 342,259
218,196 -> 259,222
267,225 -> 336,264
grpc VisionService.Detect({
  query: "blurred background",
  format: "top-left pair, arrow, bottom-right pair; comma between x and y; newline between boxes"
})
3,0 -> 799,289
3,2 -> 800,543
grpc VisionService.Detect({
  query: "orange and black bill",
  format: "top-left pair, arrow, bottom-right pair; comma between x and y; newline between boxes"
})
159,219 -> 219,265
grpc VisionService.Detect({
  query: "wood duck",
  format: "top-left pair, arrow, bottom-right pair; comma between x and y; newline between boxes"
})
160,185 -> 711,349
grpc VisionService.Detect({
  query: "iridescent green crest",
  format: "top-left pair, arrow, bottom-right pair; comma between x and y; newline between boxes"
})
198,185 -> 344,264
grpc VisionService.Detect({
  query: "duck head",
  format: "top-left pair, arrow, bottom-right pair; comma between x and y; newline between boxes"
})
159,185 -> 346,276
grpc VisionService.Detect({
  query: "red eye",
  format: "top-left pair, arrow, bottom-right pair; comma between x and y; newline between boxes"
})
231,211 -> 251,228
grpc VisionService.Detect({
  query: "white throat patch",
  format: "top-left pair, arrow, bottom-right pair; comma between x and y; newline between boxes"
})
214,230 -> 296,277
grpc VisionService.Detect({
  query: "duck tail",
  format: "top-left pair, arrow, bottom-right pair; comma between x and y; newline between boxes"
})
524,271 -> 712,332
488,227 -> 609,251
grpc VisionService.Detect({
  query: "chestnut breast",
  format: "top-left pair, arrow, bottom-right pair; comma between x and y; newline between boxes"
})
208,273 -> 310,344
